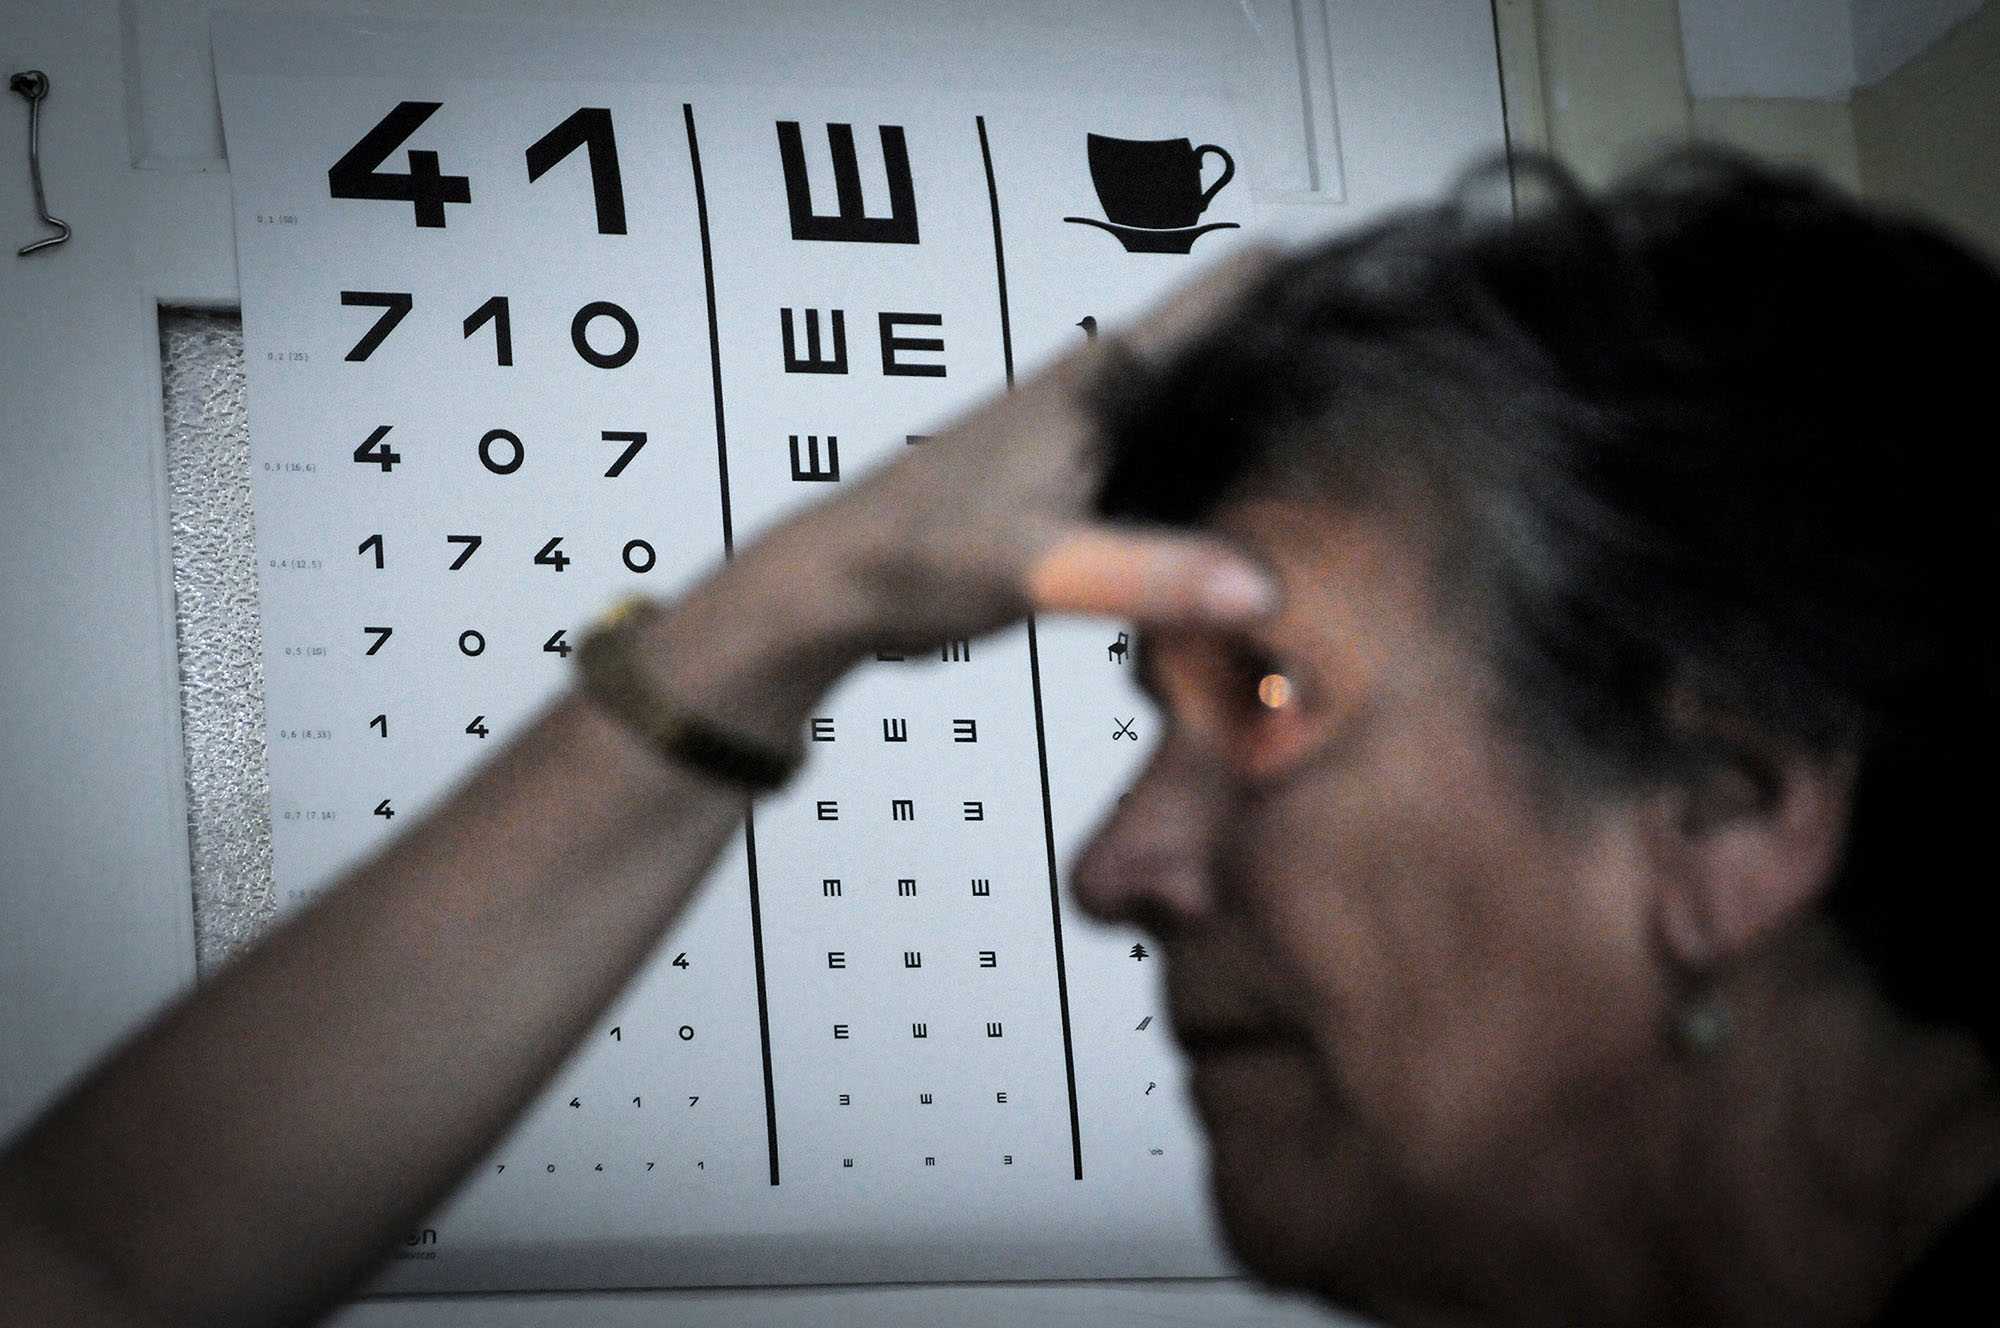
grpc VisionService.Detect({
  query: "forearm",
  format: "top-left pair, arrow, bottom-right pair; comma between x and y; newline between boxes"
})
0,541 -> 852,1328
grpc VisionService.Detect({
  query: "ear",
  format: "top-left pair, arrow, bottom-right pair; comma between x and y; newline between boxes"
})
1649,741 -> 1858,969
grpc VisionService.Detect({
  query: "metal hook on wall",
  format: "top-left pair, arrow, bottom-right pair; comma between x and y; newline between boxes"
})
11,70 -> 71,256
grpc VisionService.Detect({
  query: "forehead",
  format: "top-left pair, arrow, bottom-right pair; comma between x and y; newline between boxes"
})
1206,496 -> 1461,669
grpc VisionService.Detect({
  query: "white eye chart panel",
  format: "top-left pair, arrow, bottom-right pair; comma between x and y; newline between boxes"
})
219,13 -> 1270,1295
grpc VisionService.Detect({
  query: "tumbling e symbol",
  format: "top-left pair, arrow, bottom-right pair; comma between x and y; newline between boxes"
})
775,122 -> 919,244
1065,133 -> 1238,254
1113,717 -> 1137,740
1108,631 -> 1129,663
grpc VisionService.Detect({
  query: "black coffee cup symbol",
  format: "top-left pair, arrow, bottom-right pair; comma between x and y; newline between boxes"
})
1065,133 -> 1240,254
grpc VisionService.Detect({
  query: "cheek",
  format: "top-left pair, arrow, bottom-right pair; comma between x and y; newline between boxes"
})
1229,773 -> 1475,1044
1227,761 -> 1658,1181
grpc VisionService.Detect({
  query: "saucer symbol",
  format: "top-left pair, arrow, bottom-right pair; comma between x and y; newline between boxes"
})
1065,133 -> 1240,254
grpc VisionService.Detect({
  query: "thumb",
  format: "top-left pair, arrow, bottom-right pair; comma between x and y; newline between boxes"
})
1027,528 -> 1279,627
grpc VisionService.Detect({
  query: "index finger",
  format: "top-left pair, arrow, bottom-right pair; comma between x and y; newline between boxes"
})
1028,528 -> 1278,626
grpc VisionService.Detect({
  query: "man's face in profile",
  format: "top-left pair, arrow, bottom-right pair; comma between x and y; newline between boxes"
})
1072,497 -> 1666,1313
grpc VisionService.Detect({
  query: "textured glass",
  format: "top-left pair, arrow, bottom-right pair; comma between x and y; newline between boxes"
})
161,309 -> 275,975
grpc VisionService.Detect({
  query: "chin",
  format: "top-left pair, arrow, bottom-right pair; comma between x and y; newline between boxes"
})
1188,1042 -> 1363,1293
1195,1055 -> 1505,1323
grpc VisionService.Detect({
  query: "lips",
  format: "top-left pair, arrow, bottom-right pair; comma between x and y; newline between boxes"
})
1172,1020 -> 1311,1057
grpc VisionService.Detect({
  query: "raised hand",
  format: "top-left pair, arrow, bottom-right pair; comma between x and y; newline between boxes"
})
751,247 -> 1282,657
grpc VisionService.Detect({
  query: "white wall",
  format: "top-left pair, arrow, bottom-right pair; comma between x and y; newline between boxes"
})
1677,0 -> 1984,97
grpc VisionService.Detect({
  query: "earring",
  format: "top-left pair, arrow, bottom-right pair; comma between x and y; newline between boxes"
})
1672,986 -> 1734,1058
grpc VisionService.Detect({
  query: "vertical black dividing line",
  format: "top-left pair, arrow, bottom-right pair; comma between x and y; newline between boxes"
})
1026,619 -> 1084,1181
977,116 -> 1016,384
979,114 -> 1083,1182
742,806 -> 781,1186
1486,2 -> 1524,215
684,103 -> 736,556
685,103 -> 779,1185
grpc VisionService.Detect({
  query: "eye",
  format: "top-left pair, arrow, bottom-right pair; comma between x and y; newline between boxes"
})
1142,632 -> 1306,777
1220,644 -> 1295,718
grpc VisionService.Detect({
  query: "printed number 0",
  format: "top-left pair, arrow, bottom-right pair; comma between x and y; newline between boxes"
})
571,302 -> 638,369
479,430 -> 524,475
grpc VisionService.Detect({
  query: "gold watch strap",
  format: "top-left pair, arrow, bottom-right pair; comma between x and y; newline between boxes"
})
575,596 -> 800,792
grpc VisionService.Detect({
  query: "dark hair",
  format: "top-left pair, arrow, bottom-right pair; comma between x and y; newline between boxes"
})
1095,151 -> 2000,1058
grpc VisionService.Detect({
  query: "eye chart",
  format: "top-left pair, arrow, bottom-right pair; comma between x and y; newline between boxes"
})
217,14 -> 1268,1294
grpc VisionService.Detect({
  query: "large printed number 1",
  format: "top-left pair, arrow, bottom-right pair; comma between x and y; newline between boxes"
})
328,102 -> 471,228
525,108 -> 627,236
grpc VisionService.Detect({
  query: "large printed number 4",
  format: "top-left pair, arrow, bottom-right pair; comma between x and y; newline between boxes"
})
352,425 -> 400,471
534,537 -> 571,572
330,102 -> 625,233
327,102 -> 469,229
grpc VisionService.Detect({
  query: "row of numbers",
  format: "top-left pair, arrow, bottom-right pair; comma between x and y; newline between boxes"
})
356,532 -> 656,573
272,716 -> 495,739
354,713 -> 493,740
492,1161 -> 707,1176
350,425 -> 651,476
358,624 -> 575,657
340,291 -> 640,368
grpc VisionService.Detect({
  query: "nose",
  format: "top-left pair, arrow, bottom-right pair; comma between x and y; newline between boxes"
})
1071,739 -> 1227,929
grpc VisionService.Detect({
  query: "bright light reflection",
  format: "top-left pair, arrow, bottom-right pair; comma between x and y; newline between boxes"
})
1257,673 -> 1293,709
